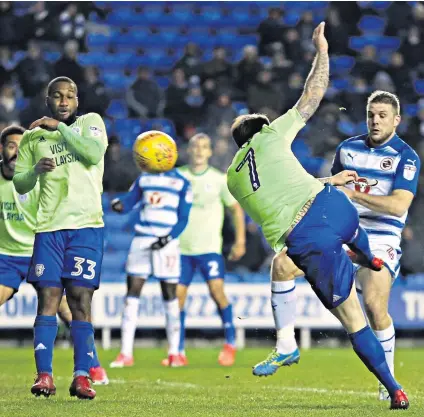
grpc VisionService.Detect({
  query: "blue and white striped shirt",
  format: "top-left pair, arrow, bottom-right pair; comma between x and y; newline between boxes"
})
332,133 -> 420,247
119,170 -> 192,239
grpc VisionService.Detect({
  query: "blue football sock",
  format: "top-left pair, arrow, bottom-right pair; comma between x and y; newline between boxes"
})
178,310 -> 186,353
347,225 -> 374,263
219,304 -> 236,346
91,344 -> 101,368
71,320 -> 94,377
349,325 -> 401,396
34,315 -> 58,374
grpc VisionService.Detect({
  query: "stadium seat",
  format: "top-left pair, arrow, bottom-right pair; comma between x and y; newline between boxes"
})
77,52 -> 105,67
413,80 -> 424,96
337,120 -> 357,137
232,101 -> 249,115
106,99 -> 128,119
107,8 -> 143,25
86,32 -> 111,50
101,251 -> 127,273
155,76 -> 170,89
43,51 -> 60,62
358,15 -> 386,34
144,119 -> 176,137
104,118 -> 114,136
404,104 -> 418,117
114,119 -> 143,143
330,55 -> 355,75
102,71 -> 134,91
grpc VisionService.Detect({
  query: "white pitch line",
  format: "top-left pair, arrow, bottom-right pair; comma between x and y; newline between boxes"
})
271,386 -> 376,398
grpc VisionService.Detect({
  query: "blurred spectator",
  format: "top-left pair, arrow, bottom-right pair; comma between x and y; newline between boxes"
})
16,41 -> 54,98
235,45 -> 263,98
59,4 -> 86,45
352,46 -> 382,84
164,68 -> 188,135
340,77 -> 369,122
373,71 -> 396,94
405,106 -> 424,150
386,52 -> 413,98
283,29 -> 303,63
0,1 -> 19,47
174,42 -> 202,78
0,46 -> 14,71
385,2 -> 412,36
0,49 -> 10,89
79,66 -> 110,117
103,135 -> 140,193
182,82 -> 206,128
285,72 -> 304,108
298,11 -> 315,52
27,1 -> 59,43
209,123 -> 237,172
54,40 -> 85,86
271,51 -> 293,86
0,84 -> 19,124
257,7 -> 285,56
247,70 -> 283,114
206,92 -> 237,137
400,26 -> 422,69
20,86 -> 48,128
202,47 -> 233,89
325,7 -> 349,55
126,67 -> 163,119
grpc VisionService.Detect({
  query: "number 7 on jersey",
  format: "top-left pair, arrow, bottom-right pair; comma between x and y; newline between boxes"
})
235,148 -> 261,191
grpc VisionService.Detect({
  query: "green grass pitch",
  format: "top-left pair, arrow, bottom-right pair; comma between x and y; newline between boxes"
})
1,347 -> 423,416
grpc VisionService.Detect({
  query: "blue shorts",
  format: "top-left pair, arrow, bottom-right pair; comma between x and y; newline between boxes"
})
179,253 -> 225,287
27,228 -> 104,290
0,254 -> 31,295
286,184 -> 359,310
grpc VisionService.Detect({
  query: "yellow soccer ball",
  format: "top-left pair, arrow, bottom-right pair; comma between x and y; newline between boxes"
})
133,130 -> 178,173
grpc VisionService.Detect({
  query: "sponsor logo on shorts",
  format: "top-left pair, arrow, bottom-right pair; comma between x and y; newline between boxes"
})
380,157 -> 394,171
35,264 -> 45,277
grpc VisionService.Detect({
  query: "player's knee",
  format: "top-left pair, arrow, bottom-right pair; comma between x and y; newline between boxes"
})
271,254 -> 297,282
36,286 -> 63,315
363,296 -> 389,327
209,282 -> 228,307
161,282 -> 177,301
0,286 -> 14,305
176,284 -> 188,309
65,286 -> 94,322
127,275 -> 145,297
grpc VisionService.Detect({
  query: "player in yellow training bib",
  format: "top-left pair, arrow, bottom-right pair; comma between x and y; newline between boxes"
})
227,22 -> 409,410
13,76 -> 108,400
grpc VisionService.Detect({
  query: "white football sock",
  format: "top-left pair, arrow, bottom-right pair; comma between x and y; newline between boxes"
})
374,321 -> 395,376
164,298 -> 180,356
272,280 -> 298,354
120,296 -> 139,357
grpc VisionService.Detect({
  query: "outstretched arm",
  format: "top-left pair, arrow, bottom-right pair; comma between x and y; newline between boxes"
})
294,22 -> 329,123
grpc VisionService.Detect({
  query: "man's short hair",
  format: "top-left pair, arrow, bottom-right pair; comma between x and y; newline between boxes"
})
231,114 -> 270,148
47,76 -> 78,96
189,132 -> 211,146
0,125 -> 26,145
367,90 -> 400,115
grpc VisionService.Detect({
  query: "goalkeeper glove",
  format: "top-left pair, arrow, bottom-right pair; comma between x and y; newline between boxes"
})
151,235 -> 172,250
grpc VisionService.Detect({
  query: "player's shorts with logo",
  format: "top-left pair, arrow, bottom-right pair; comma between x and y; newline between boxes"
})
285,184 -> 359,310
126,236 -> 180,283
349,236 -> 401,291
0,254 -> 31,295
179,253 -> 225,286
27,228 -> 104,289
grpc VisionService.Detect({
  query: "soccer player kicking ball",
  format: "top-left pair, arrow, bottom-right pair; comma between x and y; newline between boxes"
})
161,133 -> 246,367
227,22 -> 409,410
0,125 -> 108,385
109,168 -> 192,368
13,77 -> 108,399
253,91 -> 420,402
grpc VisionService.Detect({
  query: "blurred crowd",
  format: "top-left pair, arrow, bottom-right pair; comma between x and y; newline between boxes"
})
1,1 -> 424,275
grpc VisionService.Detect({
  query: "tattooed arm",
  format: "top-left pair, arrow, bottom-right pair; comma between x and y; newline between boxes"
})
295,22 -> 329,123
